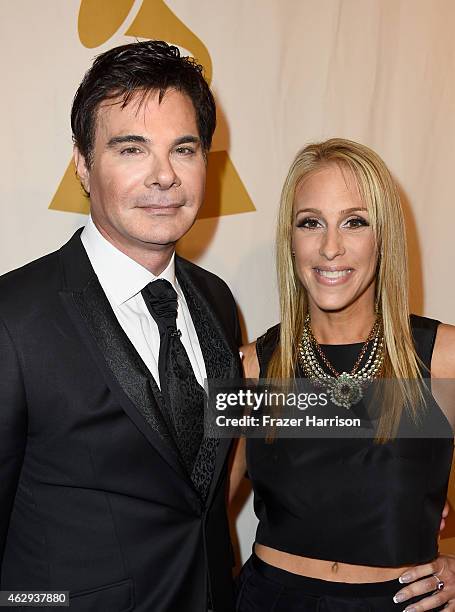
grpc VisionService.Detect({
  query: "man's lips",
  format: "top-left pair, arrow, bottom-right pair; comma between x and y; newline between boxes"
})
312,267 -> 354,285
136,202 -> 184,213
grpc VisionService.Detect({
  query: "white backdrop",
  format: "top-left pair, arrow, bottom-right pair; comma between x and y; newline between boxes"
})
1,0 -> 455,562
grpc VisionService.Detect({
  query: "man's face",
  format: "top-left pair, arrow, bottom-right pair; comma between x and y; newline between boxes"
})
74,88 -> 206,258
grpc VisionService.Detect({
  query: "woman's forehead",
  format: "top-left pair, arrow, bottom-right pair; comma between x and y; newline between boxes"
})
294,164 -> 365,211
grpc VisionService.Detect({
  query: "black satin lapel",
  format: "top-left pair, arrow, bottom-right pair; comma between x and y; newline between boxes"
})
60,278 -> 189,483
176,268 -> 241,505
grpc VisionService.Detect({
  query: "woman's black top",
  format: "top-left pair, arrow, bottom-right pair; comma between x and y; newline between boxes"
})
247,314 -> 454,566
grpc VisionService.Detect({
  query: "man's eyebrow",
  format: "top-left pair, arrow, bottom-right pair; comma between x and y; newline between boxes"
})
105,134 -> 201,148
173,135 -> 201,146
106,135 -> 150,147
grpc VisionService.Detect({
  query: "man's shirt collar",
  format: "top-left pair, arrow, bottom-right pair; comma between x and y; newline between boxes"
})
81,216 -> 177,305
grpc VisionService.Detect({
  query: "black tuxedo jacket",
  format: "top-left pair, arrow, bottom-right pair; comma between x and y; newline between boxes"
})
0,230 -> 241,612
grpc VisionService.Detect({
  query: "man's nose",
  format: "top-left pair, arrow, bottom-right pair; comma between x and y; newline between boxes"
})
144,154 -> 181,190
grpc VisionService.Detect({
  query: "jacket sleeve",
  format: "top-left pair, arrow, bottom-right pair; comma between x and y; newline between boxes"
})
0,315 -> 27,570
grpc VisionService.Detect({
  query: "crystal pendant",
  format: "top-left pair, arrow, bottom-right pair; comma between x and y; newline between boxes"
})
327,372 -> 364,409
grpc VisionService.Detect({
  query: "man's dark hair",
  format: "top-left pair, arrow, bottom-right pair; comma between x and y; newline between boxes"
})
71,40 -> 216,166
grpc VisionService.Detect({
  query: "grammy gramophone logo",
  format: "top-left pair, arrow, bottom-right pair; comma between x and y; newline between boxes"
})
49,0 -> 255,220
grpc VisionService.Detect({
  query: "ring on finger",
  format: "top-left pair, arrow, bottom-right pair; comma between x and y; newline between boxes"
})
433,573 -> 445,591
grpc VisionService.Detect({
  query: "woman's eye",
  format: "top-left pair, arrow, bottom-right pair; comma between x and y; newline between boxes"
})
344,216 -> 369,229
298,217 -> 322,230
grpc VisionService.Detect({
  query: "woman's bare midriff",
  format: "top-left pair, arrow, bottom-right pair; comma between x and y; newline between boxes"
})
255,543 -> 411,583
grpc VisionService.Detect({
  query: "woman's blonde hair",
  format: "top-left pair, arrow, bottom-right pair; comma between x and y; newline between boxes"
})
268,138 -> 423,440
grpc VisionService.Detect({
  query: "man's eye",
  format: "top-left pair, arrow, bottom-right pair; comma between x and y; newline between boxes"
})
120,147 -> 142,155
175,146 -> 195,155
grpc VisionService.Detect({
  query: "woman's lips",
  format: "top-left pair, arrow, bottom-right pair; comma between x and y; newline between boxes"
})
313,268 -> 354,285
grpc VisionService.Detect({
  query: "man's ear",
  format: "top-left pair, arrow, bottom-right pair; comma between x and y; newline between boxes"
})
73,146 -> 90,194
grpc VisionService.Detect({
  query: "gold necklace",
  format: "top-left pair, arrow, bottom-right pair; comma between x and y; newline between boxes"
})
298,314 -> 384,408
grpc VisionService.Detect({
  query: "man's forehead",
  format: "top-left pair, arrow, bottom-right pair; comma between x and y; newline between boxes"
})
94,88 -> 197,136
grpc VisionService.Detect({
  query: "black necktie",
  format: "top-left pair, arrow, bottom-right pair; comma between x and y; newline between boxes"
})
141,279 -> 204,478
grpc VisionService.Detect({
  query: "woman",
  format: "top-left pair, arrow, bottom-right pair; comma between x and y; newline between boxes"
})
231,139 -> 455,611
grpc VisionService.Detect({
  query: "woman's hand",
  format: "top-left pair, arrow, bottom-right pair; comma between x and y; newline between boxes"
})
440,502 -> 449,532
393,554 -> 455,610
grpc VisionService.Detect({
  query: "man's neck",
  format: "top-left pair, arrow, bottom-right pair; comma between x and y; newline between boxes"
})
94,222 -> 175,276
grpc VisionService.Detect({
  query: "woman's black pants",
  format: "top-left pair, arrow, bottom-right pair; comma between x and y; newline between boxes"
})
235,552 -> 444,611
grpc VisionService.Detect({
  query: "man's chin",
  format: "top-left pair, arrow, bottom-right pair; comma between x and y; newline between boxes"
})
128,224 -> 185,246
135,235 -> 179,249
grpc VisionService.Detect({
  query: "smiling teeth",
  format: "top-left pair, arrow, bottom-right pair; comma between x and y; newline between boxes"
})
317,269 -> 352,278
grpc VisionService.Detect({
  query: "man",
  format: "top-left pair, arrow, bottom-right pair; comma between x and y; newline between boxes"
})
0,41 -> 241,611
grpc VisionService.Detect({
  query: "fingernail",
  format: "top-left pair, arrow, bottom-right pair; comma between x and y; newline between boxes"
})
399,572 -> 412,584
403,607 -> 416,612
393,593 -> 405,604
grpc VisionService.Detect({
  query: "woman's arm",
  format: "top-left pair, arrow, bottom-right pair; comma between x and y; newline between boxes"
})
228,436 -> 246,504
431,323 -> 455,431
392,324 -> 455,610
432,323 -> 455,379
241,341 -> 260,379
228,342 -> 259,503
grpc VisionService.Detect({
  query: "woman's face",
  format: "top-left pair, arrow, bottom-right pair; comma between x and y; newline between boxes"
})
292,163 -> 378,315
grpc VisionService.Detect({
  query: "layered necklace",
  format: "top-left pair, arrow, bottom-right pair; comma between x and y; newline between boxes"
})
297,313 -> 384,408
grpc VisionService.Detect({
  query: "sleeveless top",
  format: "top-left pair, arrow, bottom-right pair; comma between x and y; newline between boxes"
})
247,314 -> 454,566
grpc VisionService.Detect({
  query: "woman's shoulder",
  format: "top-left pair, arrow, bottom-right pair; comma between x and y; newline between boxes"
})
408,314 -> 455,377
410,313 -> 441,332
257,323 -> 281,350
240,324 -> 280,378
432,321 -> 455,378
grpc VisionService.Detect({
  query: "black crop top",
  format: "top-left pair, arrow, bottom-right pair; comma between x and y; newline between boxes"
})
247,314 -> 454,567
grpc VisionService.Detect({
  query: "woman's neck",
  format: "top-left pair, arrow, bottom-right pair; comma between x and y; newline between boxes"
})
309,304 -> 377,345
